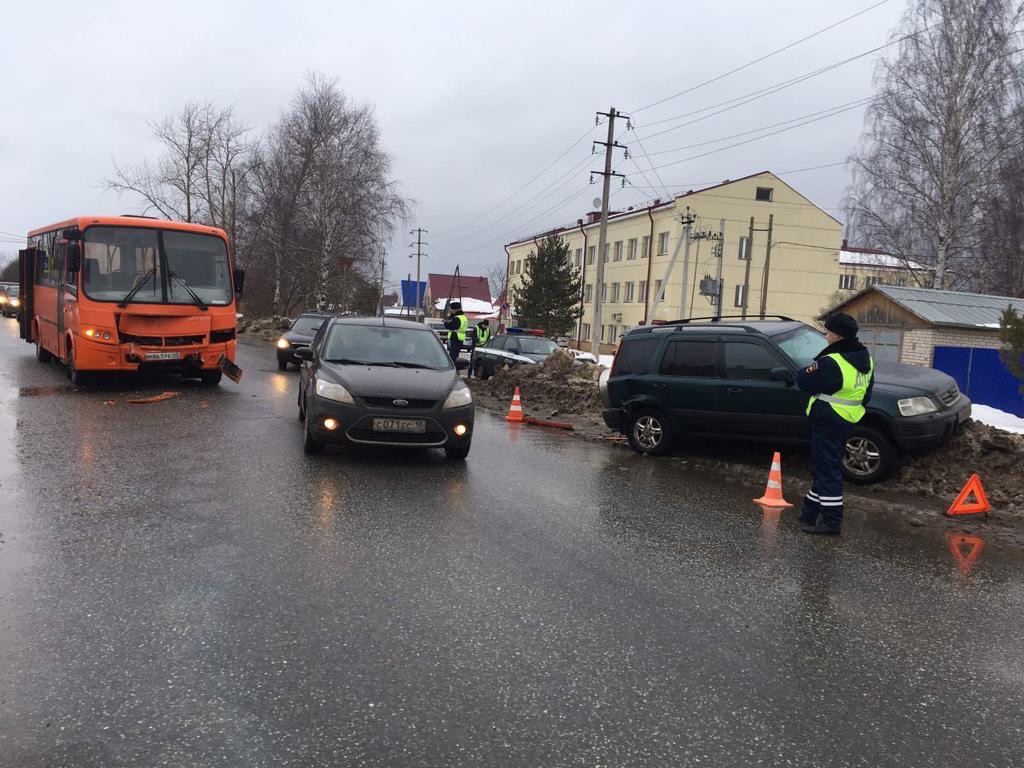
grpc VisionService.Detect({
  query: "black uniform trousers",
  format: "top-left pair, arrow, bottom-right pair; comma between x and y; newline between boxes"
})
447,336 -> 462,362
800,404 -> 854,530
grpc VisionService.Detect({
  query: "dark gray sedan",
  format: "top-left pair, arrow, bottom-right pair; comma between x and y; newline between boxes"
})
296,317 -> 474,459
276,312 -> 332,370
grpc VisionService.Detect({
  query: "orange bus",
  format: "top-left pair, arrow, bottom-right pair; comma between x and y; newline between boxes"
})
19,215 -> 245,386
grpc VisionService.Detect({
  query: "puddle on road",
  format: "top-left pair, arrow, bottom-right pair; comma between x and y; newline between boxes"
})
18,385 -> 74,397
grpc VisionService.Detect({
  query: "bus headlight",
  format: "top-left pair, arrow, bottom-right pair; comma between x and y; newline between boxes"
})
83,328 -> 115,343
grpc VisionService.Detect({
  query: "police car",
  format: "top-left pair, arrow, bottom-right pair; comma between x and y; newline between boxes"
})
470,327 -> 560,380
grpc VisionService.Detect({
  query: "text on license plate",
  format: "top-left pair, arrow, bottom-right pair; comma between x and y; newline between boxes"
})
372,418 -> 425,433
145,351 -> 182,361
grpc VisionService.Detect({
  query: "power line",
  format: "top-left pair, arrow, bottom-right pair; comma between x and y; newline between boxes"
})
631,0 -> 890,113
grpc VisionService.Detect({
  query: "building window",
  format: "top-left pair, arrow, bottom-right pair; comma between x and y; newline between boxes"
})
614,241 -> 623,261
659,232 -> 669,255
653,279 -> 663,301
738,237 -> 750,260
755,187 -> 773,202
610,282 -> 620,302
865,275 -> 885,287
638,280 -> 647,301
608,324 -> 617,342
600,325 -> 606,342
641,235 -> 650,259
587,246 -> 596,265
584,283 -> 593,303
603,243 -> 610,262
582,323 -> 591,341
734,284 -> 747,307
624,281 -> 635,302
601,283 -> 608,302
839,274 -> 857,290
575,248 -> 583,268
627,238 -> 638,260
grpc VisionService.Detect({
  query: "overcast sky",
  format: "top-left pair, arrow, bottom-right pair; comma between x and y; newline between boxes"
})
0,0 -> 907,283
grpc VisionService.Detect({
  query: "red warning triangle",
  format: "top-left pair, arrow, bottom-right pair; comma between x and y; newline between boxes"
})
945,474 -> 991,516
946,533 -> 985,573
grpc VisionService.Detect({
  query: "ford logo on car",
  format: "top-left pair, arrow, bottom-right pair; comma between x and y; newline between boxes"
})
392,399 -> 409,407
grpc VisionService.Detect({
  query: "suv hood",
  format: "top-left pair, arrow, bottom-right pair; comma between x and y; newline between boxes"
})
321,363 -> 457,400
873,361 -> 958,399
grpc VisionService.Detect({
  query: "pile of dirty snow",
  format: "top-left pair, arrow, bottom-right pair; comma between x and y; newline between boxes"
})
238,316 -> 292,342
469,349 -> 604,416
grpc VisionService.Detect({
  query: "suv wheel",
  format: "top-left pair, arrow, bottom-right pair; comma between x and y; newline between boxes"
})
842,426 -> 896,484
627,408 -> 673,455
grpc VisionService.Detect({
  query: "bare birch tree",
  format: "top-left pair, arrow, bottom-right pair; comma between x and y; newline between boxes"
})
845,0 -> 1024,289
107,102 -> 251,231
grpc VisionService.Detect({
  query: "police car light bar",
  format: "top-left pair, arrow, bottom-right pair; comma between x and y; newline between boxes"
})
506,327 -> 546,336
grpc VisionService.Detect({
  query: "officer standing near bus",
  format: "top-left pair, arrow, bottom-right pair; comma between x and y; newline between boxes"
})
443,301 -> 469,363
468,318 -> 491,376
797,312 -> 874,536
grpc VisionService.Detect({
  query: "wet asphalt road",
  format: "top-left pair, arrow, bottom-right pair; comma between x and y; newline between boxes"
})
1,319 -> 1023,767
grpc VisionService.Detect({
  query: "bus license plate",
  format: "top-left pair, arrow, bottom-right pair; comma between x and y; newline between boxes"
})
372,418 -> 425,434
145,351 -> 181,361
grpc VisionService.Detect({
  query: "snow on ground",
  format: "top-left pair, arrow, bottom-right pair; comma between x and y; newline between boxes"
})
599,354 -> 615,368
971,404 -> 1024,434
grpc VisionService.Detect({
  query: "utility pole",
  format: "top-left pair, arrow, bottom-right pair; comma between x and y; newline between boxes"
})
758,214 -> 774,319
590,106 -> 628,358
742,217 -> 755,320
649,208 -> 694,322
714,218 -> 725,320
377,248 -> 387,317
679,215 -> 694,320
409,228 -> 427,322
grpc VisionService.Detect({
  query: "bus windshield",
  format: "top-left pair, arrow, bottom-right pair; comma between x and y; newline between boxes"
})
82,226 -> 232,306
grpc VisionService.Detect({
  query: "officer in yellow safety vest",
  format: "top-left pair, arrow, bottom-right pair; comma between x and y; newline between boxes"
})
443,301 -> 469,363
796,312 -> 874,536
468,318 -> 491,376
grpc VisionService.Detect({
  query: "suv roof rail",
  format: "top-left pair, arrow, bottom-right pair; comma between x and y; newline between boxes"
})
657,314 -> 795,325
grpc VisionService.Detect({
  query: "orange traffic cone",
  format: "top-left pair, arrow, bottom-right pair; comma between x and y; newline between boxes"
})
753,451 -> 793,508
505,386 -> 525,422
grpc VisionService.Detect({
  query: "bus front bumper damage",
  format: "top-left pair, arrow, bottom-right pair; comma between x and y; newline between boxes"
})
75,335 -> 239,377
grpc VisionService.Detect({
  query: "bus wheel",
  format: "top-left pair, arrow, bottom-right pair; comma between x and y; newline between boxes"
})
66,347 -> 88,387
200,370 -> 223,386
35,339 -> 53,363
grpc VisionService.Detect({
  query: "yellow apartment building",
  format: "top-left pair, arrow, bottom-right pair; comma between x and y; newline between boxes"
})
504,171 -> 845,353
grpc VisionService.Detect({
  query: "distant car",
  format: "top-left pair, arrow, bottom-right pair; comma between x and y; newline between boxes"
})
470,329 -> 564,380
567,348 -> 598,364
427,317 -> 476,351
0,284 -> 21,318
296,316 -> 474,459
276,312 -> 332,370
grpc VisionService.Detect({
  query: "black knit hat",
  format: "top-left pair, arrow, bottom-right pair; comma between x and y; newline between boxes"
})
824,312 -> 858,338
450,301 -> 462,311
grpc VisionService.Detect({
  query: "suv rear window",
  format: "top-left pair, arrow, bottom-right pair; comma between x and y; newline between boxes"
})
659,339 -> 717,377
613,337 -> 660,375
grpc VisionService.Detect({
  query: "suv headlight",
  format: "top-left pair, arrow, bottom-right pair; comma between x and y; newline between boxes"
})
443,381 -> 473,409
898,396 -> 938,416
315,378 -> 354,404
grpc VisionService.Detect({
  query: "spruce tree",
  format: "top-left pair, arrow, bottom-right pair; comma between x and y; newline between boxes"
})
512,235 -> 582,338
999,306 -> 1024,396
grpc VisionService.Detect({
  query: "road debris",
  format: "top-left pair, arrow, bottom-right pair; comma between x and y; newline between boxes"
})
126,391 -> 179,404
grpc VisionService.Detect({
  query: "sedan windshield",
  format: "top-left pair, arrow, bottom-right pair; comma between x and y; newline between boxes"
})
775,326 -> 828,368
291,315 -> 328,335
82,226 -> 232,306
324,325 -> 452,370
517,337 -> 558,355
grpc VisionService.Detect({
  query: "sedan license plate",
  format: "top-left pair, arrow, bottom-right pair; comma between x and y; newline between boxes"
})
372,418 -> 426,434
145,351 -> 182,361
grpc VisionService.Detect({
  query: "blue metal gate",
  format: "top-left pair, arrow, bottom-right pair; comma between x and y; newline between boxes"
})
932,346 -> 1024,417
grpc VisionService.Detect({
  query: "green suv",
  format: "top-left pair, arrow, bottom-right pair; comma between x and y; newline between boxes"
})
600,317 -> 971,483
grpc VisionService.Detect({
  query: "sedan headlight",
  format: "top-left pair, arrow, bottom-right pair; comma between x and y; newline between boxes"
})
276,337 -> 290,349
443,381 -> 473,409
315,378 -> 354,404
10,298 -> 19,307
898,396 -> 938,416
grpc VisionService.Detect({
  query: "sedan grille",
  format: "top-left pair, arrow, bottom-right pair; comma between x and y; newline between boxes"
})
347,428 -> 447,445
361,396 -> 438,410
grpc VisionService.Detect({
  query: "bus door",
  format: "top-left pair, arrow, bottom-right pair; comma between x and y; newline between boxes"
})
59,236 -> 82,360
54,240 -> 67,359
18,247 -> 34,342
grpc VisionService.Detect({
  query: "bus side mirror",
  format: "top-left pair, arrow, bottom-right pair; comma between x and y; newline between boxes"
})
233,268 -> 246,295
66,242 -> 82,273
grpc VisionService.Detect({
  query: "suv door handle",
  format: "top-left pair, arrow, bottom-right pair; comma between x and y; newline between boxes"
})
652,383 -> 667,389
726,387 -> 744,394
